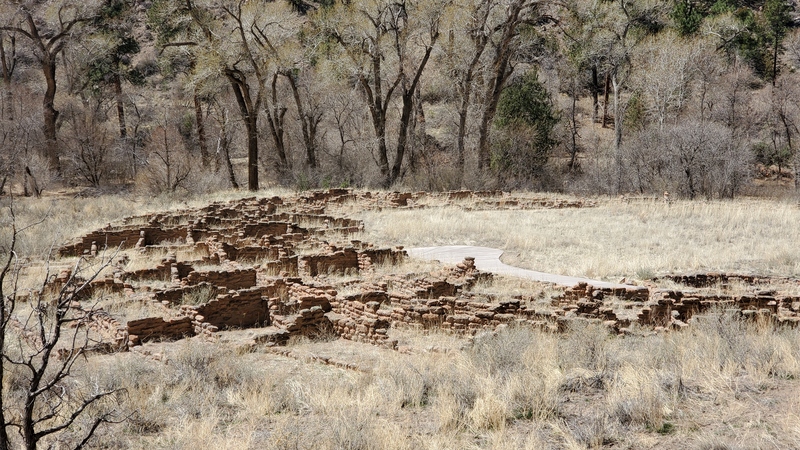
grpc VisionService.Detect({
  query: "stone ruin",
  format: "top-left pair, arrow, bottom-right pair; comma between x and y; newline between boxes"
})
37,189 -> 800,357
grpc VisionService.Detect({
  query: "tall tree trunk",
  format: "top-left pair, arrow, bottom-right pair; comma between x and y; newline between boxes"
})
0,33 -> 15,121
266,74 -> 288,173
476,1 -> 522,170
568,77 -> 579,172
602,73 -> 610,128
113,71 -> 127,138
456,45 -> 485,182
591,65 -> 599,124
360,53 -> 391,179
612,73 -> 622,150
284,73 -> 317,168
227,71 -> 259,191
218,108 -> 238,189
410,84 -> 426,174
389,46 -> 434,186
42,56 -> 60,174
193,91 -> 209,167
476,54 -> 513,170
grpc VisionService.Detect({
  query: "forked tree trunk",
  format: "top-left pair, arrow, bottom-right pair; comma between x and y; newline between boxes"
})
389,45 -> 435,186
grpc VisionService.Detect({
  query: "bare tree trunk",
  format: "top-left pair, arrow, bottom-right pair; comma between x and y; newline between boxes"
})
568,77 -> 579,172
265,74 -> 289,173
113,71 -> 127,138
455,19 -> 489,182
194,91 -> 209,167
476,55 -> 512,170
284,72 -> 317,169
218,108 -> 238,189
25,166 -> 40,198
0,33 -> 15,121
390,46 -> 435,186
476,0 -> 523,170
227,72 -> 259,191
591,65 -> 599,124
359,53 -> 392,180
602,73 -> 610,128
42,56 -> 60,173
410,84 -> 426,174
612,73 -> 622,150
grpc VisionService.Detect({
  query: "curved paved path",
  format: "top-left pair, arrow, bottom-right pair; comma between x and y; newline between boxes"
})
408,245 -> 647,291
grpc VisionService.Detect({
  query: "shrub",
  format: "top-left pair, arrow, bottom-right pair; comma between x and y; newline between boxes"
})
492,70 -> 560,181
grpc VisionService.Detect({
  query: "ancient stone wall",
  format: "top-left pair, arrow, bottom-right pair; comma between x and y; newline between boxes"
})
127,317 -> 193,344
181,287 -> 271,332
184,268 -> 257,290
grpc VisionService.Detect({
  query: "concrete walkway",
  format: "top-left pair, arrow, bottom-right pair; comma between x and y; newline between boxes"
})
408,245 -> 646,291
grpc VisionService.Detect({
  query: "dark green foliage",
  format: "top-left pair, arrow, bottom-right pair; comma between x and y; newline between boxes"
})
624,90 -> 646,133
84,0 -> 142,94
753,141 -> 793,169
495,71 -> 559,130
492,71 -> 559,180
672,0 -> 705,35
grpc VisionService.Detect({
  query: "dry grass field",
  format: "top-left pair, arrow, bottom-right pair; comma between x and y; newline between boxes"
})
2,190 -> 800,450
359,195 -> 800,280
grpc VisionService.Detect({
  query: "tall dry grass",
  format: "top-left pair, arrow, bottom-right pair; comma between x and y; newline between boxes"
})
360,198 -> 800,279
1,306 -> 792,449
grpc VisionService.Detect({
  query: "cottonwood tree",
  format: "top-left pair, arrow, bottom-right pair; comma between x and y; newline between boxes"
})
0,0 -> 101,175
590,0 -> 666,150
438,0 -> 494,176
319,0 -> 447,186
472,0 -> 557,170
177,0 -> 303,189
622,119 -> 750,198
0,206 -> 122,450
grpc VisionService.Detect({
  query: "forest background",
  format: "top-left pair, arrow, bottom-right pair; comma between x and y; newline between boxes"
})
1,0 -> 799,198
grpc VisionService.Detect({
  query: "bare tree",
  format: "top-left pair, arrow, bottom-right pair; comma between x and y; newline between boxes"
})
0,1 -> 100,175
1,204 -> 122,450
321,0 -> 446,187
144,112 -> 193,193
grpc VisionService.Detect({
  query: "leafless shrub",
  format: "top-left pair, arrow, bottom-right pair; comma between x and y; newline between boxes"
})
620,120 -> 752,198
137,122 -> 194,194
61,99 -> 120,187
